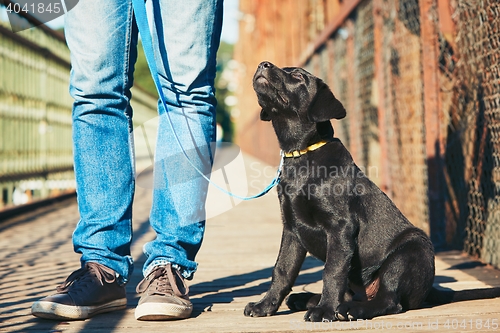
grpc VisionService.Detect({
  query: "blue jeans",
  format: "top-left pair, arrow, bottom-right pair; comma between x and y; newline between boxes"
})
65,0 -> 222,283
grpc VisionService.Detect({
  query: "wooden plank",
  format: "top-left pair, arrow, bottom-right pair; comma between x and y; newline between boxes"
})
437,0 -> 456,49
373,0 -> 390,193
346,19 -> 361,164
420,0 -> 446,241
326,0 -> 342,24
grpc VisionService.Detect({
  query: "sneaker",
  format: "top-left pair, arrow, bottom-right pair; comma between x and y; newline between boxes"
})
135,264 -> 192,320
31,262 -> 127,320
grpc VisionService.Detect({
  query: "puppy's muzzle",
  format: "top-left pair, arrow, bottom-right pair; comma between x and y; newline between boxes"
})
254,61 -> 274,83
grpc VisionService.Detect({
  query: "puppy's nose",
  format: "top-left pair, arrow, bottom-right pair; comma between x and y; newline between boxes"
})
258,61 -> 274,70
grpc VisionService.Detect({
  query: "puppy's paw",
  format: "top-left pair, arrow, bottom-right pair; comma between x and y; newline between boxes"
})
336,301 -> 403,320
304,305 -> 337,322
336,302 -> 364,321
244,300 -> 278,317
286,292 -> 320,311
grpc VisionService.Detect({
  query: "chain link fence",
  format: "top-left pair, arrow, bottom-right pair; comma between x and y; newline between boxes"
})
451,0 -> 500,267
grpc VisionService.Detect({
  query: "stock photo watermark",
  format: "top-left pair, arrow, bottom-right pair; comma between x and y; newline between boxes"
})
289,317 -> 499,331
250,161 -> 379,199
3,0 -> 79,32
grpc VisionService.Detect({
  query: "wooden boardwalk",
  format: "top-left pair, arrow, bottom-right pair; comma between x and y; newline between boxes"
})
1,152 -> 500,332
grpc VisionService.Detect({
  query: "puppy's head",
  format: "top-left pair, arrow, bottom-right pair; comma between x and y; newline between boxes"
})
253,61 -> 346,150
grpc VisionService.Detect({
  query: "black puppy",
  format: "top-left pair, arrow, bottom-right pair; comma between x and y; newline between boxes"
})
244,61 -> 500,322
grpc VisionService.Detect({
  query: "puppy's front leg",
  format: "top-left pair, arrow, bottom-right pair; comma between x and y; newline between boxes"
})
244,227 -> 306,317
305,223 -> 355,322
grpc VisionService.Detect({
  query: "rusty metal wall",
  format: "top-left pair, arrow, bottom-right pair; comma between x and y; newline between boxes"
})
235,0 -> 500,268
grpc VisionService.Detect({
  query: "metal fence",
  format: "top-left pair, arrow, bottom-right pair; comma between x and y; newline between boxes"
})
235,0 -> 500,268
0,7 -> 158,211
452,0 -> 500,268
0,12 -> 74,209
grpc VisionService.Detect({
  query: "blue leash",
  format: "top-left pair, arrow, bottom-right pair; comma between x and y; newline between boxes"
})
132,0 -> 282,200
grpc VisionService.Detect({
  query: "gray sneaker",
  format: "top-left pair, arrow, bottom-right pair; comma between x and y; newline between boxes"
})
31,262 -> 127,320
135,264 -> 192,320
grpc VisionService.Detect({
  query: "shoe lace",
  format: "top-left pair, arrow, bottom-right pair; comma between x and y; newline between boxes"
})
136,264 -> 189,298
56,262 -> 117,293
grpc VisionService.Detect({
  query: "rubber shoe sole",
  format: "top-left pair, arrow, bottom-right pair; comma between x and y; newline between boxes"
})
135,302 -> 192,321
31,298 -> 127,320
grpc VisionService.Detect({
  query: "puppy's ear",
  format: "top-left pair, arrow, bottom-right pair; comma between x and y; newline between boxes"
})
260,108 -> 272,121
307,84 -> 346,122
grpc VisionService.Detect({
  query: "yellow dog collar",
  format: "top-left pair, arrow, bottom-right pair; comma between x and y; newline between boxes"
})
283,140 -> 330,158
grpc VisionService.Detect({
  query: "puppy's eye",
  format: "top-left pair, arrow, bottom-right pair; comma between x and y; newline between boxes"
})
292,72 -> 303,80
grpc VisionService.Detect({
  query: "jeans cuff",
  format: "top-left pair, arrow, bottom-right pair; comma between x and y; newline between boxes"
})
143,259 -> 194,280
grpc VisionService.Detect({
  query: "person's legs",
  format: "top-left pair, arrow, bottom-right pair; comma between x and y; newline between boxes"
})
143,0 -> 223,279
69,0 -> 138,283
134,0 -> 222,321
32,0 -> 137,320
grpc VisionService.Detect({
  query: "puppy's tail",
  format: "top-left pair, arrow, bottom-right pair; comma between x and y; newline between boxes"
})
425,286 -> 500,305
